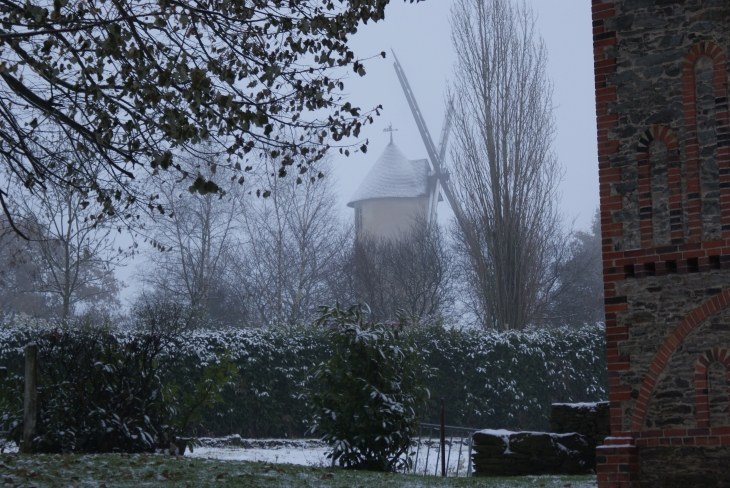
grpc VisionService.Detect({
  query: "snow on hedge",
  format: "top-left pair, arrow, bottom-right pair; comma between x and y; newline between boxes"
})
0,316 -> 606,435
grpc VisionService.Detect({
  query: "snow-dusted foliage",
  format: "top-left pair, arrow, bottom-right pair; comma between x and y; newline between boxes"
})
305,305 -> 432,472
0,314 -> 606,438
0,313 -> 330,440
412,323 -> 607,431
0,309 -> 235,453
180,323 -> 329,438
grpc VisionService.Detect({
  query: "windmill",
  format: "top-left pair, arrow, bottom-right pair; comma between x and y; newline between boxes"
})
391,50 -> 467,230
346,53 -> 466,241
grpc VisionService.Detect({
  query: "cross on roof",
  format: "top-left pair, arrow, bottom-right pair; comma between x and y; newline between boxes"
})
383,123 -> 398,144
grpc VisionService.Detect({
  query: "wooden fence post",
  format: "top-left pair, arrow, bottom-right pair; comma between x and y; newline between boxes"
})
21,343 -> 37,454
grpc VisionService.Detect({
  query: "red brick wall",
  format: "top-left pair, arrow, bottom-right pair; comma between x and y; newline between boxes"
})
593,0 -> 730,486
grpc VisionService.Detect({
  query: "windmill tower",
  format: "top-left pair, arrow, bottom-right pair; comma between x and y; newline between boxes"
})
347,126 -> 436,239
348,52 -> 463,240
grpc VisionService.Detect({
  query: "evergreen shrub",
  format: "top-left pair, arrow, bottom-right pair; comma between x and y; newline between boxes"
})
306,305 -> 433,471
412,323 -> 608,430
0,315 -> 606,440
0,306 -> 234,453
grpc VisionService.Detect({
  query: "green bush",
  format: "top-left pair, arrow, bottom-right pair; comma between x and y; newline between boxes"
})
0,308 -> 235,453
306,305 -> 433,472
412,323 -> 608,431
180,323 -> 328,438
0,315 -> 607,439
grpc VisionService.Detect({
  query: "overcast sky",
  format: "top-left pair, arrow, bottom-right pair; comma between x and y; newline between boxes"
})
332,0 -> 598,230
122,0 -> 598,303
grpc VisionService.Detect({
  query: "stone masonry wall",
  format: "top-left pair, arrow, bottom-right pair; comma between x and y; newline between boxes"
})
593,1 -> 730,487
550,402 -> 610,449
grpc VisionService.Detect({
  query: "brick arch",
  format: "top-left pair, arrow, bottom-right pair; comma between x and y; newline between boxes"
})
682,41 -> 730,242
695,348 -> 730,428
630,288 -> 730,431
636,126 -> 682,247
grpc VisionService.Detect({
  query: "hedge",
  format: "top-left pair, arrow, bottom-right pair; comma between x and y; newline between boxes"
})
0,320 -> 234,453
0,317 -> 606,438
413,324 -> 607,430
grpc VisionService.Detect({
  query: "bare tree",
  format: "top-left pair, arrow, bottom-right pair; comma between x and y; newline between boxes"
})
139,147 -> 350,327
0,217 -> 55,318
233,155 -> 351,326
140,146 -> 242,324
1,178 -> 126,322
449,0 -> 564,331
353,219 -> 456,322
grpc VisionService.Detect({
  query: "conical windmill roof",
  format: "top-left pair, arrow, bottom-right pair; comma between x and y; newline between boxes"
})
347,142 -> 430,207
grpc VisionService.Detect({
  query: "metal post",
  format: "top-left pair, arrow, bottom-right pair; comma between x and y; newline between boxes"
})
466,432 -> 474,477
440,398 -> 446,477
21,343 -> 37,454
455,429 -> 464,477
411,423 -> 479,477
446,429 -> 454,475
0,366 -> 6,436
434,435 -> 440,476
412,425 -> 422,474
423,427 -> 433,475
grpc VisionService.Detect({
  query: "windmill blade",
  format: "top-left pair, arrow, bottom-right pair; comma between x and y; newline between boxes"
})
436,175 -> 467,228
391,50 -> 441,173
427,169 -> 441,225
392,50 -> 468,229
429,99 -> 455,224
437,97 -> 455,165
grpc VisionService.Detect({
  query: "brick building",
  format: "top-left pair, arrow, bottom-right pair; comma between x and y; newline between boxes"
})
592,1 -> 730,486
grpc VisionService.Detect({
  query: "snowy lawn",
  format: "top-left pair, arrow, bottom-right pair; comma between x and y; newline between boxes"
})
190,438 -> 331,467
190,436 -> 477,476
0,452 -> 597,487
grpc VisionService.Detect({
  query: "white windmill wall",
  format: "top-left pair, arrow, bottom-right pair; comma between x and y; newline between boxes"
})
354,196 -> 429,240
348,142 -> 432,241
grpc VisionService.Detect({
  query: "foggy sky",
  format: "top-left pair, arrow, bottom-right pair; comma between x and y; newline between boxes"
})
333,0 -> 598,231
120,0 -> 598,305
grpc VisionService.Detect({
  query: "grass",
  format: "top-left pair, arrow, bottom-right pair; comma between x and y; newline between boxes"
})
0,453 -> 597,487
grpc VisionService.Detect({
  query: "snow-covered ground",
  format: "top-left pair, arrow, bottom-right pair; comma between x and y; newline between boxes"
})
3,435 -> 471,475
189,438 -> 331,467
2,435 -> 596,485
409,438 -> 473,477
190,436 -> 474,477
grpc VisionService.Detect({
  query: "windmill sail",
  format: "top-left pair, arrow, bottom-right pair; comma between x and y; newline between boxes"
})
391,50 -> 467,229
438,98 -> 454,165
428,99 -> 454,224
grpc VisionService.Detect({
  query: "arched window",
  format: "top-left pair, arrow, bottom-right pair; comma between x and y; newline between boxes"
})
682,42 -> 730,242
695,348 -> 730,428
650,140 -> 670,245
637,126 -> 682,247
695,56 -> 720,240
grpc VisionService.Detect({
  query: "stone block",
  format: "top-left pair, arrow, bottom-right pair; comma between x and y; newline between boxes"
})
471,429 -> 594,477
549,401 -> 610,449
